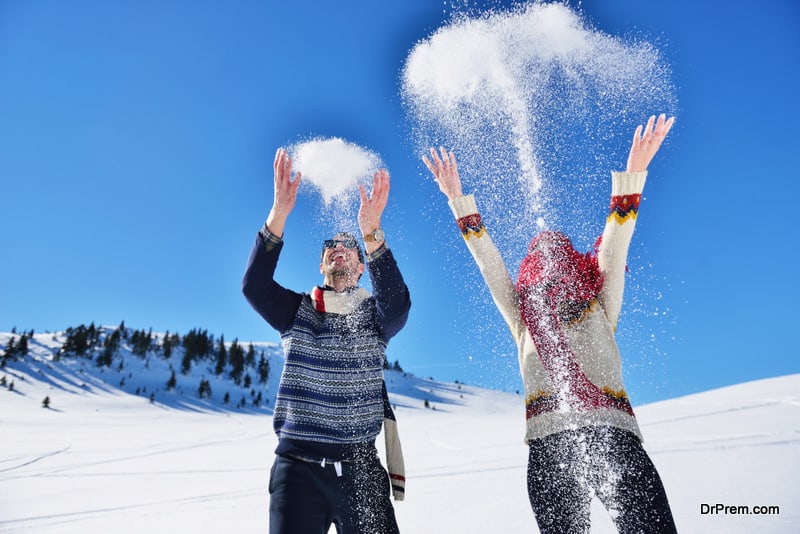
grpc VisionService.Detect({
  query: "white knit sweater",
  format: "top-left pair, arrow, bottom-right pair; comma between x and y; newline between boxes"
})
448,171 -> 648,444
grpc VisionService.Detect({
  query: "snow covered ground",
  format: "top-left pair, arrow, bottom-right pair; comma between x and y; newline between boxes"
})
1,331 -> 797,533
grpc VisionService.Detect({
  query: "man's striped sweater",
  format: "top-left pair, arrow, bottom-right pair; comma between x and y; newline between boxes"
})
242,228 -> 410,497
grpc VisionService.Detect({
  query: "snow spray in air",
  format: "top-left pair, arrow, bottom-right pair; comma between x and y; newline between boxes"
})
402,1 -> 677,252
402,0 -> 678,395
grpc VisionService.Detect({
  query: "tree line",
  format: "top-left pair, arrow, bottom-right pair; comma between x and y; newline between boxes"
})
2,323 -> 406,408
1,322 -> 272,404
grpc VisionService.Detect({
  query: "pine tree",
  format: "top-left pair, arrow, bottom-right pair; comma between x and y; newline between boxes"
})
166,370 -> 177,390
16,333 -> 29,356
1,337 -> 15,366
215,335 -> 227,376
62,325 -> 91,356
98,328 -> 121,367
182,328 -> 212,370
246,343 -> 256,368
257,353 -> 270,384
42,396 -> 50,408
87,322 -> 98,347
229,339 -> 245,384
198,379 -> 212,399
131,328 -> 150,357
181,349 -> 193,375
162,331 -> 173,358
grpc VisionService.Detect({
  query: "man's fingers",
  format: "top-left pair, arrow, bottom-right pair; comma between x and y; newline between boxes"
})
375,170 -> 390,203
360,170 -> 389,203
274,149 -> 294,183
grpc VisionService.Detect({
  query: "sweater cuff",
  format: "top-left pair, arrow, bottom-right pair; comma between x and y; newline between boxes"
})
258,222 -> 283,252
611,171 -> 648,196
447,194 -> 479,219
366,242 -> 388,263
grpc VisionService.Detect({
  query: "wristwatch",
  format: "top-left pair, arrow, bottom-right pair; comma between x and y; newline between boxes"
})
362,228 -> 385,243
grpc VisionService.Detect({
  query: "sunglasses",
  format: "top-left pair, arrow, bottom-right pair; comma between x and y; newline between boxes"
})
323,238 -> 359,250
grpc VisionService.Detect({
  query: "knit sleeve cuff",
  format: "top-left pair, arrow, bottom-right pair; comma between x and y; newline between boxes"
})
611,171 -> 648,196
258,222 -> 283,252
366,242 -> 388,263
447,194 -> 479,219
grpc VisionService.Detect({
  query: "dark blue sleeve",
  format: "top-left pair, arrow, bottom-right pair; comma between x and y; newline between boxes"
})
368,247 -> 411,341
241,234 -> 302,334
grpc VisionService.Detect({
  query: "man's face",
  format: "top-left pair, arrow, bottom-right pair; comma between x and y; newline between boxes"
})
320,239 -> 364,278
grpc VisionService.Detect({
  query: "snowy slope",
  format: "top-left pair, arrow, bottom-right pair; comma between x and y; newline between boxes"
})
0,330 -> 797,533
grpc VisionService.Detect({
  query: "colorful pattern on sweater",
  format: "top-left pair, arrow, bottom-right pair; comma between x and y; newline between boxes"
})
525,386 -> 634,419
274,296 -> 387,447
457,213 -> 486,239
607,193 -> 641,224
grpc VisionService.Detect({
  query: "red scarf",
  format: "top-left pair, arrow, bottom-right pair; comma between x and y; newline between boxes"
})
516,232 -> 631,415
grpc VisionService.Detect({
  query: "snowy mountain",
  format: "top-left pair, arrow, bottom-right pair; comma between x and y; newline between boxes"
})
0,326 -> 464,415
1,328 -> 798,533
0,326 -> 286,414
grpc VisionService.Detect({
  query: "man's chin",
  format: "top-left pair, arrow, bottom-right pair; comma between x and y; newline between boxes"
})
327,267 -> 354,277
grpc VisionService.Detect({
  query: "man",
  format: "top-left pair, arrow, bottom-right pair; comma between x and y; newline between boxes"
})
423,115 -> 677,533
243,148 -> 411,534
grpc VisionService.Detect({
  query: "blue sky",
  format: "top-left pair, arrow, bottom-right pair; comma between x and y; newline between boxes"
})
1,0 -> 798,405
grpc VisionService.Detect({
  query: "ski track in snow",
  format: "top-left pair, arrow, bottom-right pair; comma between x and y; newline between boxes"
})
0,445 -> 72,474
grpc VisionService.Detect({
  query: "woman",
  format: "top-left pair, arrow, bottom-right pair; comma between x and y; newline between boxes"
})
423,115 -> 677,533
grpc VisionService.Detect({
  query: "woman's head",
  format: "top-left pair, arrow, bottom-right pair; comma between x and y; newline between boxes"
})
516,231 -> 603,305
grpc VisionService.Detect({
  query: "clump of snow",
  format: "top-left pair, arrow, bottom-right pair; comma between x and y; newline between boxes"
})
290,137 -> 383,205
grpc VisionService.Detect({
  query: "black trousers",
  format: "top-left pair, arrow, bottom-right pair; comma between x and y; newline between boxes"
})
527,426 -> 677,534
268,453 -> 399,534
